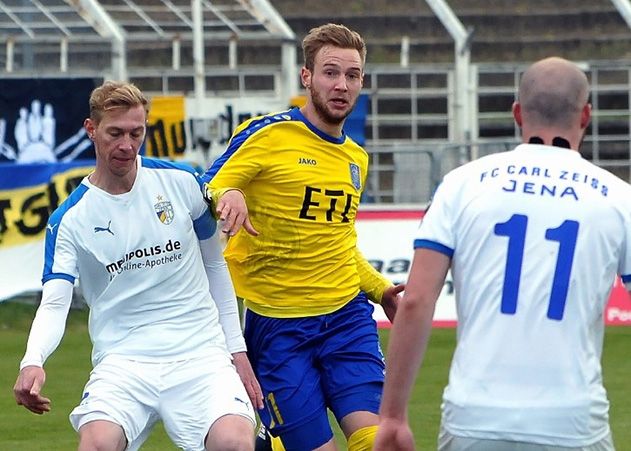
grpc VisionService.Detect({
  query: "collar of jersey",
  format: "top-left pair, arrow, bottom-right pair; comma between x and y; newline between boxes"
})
292,107 -> 347,145
515,142 -> 582,158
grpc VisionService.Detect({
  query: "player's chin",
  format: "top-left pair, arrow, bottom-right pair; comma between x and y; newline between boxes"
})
110,160 -> 135,175
326,108 -> 351,124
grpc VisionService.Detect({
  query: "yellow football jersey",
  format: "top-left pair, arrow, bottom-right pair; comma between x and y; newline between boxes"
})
204,108 -> 389,317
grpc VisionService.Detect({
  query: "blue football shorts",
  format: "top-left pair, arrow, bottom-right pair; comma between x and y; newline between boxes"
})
243,291 -> 385,451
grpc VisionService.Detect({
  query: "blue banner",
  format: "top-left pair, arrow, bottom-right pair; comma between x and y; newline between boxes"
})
0,78 -> 98,164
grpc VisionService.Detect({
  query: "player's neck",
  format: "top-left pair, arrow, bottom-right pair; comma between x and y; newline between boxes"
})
528,136 -> 571,149
524,128 -> 582,151
89,165 -> 137,195
299,105 -> 344,138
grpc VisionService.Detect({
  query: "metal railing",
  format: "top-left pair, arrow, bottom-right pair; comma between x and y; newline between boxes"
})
364,141 -> 517,204
362,61 -> 631,203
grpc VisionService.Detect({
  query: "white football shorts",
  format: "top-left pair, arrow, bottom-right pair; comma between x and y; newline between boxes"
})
69,351 -> 255,450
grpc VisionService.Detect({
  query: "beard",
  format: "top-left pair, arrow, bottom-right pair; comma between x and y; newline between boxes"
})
309,84 -> 357,127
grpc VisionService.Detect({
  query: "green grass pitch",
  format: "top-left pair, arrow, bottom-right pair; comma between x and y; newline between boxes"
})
1,301 -> 629,450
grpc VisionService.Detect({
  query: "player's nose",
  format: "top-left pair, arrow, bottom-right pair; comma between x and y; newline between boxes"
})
119,136 -> 136,151
334,75 -> 348,91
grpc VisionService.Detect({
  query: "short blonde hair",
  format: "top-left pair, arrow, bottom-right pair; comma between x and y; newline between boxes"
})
302,23 -> 366,72
89,81 -> 149,123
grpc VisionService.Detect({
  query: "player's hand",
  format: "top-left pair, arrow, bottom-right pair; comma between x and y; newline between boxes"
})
232,352 -> 264,410
13,366 -> 51,415
216,190 -> 259,237
373,418 -> 415,451
381,284 -> 405,323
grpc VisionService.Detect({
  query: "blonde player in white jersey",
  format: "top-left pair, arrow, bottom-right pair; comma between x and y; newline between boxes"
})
13,81 -> 261,451
375,57 -> 631,451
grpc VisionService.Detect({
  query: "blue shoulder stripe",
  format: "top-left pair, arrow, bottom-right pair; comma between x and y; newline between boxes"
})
141,156 -> 204,189
413,239 -> 454,258
193,208 -> 217,240
42,183 -> 90,284
202,109 -> 295,182
142,156 -> 216,236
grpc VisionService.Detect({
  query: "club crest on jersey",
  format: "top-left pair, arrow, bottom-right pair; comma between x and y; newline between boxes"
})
349,163 -> 362,190
154,196 -> 174,225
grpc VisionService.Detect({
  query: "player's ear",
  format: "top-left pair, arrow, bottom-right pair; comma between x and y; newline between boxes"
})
84,118 -> 95,140
512,101 -> 522,127
300,66 -> 312,89
580,103 -> 591,130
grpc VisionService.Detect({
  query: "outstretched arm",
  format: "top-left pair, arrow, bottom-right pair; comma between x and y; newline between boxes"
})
374,248 -> 450,451
355,247 -> 404,322
14,278 -> 73,414
199,232 -> 263,410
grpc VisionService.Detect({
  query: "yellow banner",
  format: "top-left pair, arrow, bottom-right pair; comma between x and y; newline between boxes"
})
146,96 -> 187,159
0,165 -> 93,248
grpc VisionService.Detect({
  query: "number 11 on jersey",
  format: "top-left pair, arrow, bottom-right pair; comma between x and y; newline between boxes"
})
494,214 -> 579,320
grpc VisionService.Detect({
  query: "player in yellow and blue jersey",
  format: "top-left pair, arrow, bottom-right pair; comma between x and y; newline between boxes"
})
202,23 -> 403,451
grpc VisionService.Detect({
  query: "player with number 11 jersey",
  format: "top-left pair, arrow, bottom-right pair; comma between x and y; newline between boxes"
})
415,142 -> 631,446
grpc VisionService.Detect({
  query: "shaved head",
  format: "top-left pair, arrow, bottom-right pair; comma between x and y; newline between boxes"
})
518,57 -> 589,129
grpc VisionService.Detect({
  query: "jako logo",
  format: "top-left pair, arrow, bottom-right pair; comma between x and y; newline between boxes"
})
298,157 -> 317,165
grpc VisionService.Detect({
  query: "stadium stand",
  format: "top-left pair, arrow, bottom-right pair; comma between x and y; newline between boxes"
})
270,0 -> 631,63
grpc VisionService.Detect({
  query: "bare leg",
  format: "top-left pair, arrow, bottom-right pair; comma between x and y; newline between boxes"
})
78,419 -> 127,451
205,414 -> 255,451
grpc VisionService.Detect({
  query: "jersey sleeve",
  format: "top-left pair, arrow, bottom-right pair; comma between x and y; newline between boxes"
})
42,214 -> 79,284
413,177 -> 456,258
355,247 -> 392,303
187,170 -> 217,241
202,121 -> 268,206
20,279 -> 74,369
618,196 -> 631,290
199,232 -> 246,353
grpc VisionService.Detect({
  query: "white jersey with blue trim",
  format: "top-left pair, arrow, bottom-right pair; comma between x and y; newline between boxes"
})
415,143 -> 631,446
44,156 -> 228,365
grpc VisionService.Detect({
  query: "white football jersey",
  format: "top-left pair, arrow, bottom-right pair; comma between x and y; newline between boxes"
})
44,156 -> 229,365
416,144 -> 631,446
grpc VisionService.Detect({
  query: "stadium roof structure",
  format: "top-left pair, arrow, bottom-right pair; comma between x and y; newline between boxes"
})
0,0 -> 297,98
0,0 -> 294,43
